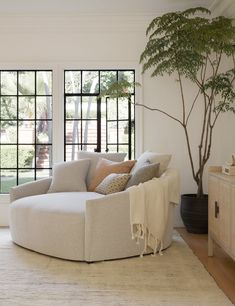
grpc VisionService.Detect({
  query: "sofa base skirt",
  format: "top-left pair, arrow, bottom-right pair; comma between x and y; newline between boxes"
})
10,193 -> 175,262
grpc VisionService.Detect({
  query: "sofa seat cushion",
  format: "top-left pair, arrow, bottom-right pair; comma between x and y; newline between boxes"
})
10,192 -> 104,261
11,192 -> 104,213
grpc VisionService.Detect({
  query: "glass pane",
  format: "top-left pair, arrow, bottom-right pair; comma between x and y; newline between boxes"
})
82,97 -> 97,119
36,71 -> 52,95
18,121 -> 35,144
81,144 -> 97,152
19,71 -> 35,95
1,170 -> 16,193
1,71 -> 17,95
107,145 -> 118,153
107,98 -> 117,120
18,145 -> 34,168
66,97 -> 81,119
118,70 -> 134,87
131,97 -> 135,120
36,121 -> 52,144
101,99 -> 106,119
66,121 -> 80,144
82,121 -> 97,144
101,101 -> 107,151
131,123 -> 135,160
19,97 -> 35,119
119,145 -> 129,155
100,71 -> 117,91
1,97 -> 17,119
107,121 -> 117,143
0,121 -> 17,143
36,145 -> 52,168
36,169 -> 51,179
65,71 -> 81,94
37,97 -> 52,119
118,97 -> 128,120
0,145 -> 17,168
82,71 -> 99,93
65,144 -> 80,161
119,121 -> 129,143
18,170 -> 35,185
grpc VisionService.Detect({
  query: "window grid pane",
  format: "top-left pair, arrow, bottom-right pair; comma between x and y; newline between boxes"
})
0,70 -> 53,194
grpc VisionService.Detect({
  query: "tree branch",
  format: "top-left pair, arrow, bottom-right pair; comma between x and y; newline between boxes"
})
208,55 -> 215,75
134,102 -> 184,126
177,70 -> 186,124
186,89 -> 200,126
183,125 -> 197,183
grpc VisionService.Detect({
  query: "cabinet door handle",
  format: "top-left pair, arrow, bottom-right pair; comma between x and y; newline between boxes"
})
215,201 -> 219,218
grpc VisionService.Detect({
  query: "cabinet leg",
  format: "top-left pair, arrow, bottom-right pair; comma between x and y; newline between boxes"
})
208,233 -> 213,257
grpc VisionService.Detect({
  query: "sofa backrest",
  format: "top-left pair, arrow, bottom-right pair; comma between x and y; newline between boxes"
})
77,152 -> 126,186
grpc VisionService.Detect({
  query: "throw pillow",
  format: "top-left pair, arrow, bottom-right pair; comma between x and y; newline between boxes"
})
88,158 -> 136,191
95,173 -> 131,195
125,162 -> 160,189
77,151 -> 127,186
48,159 -> 90,193
131,151 -> 171,176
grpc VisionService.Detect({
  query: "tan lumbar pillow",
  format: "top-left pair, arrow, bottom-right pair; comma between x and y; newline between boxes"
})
88,158 -> 136,191
77,151 -> 126,186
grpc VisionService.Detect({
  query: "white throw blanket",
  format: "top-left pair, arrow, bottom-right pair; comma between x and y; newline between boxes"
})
128,168 -> 180,256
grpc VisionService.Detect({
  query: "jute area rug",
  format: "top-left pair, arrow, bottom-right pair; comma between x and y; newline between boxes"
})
0,229 -> 233,306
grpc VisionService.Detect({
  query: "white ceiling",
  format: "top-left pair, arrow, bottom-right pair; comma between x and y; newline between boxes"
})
0,0 -> 216,15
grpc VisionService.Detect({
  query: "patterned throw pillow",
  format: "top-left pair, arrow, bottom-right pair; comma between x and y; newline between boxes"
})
125,162 -> 160,189
95,173 -> 131,195
88,158 -> 136,191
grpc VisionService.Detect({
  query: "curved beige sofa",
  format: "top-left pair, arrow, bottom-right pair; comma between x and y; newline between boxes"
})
9,170 -> 176,262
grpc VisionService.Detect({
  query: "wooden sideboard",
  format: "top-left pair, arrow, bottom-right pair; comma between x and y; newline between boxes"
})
208,168 -> 235,260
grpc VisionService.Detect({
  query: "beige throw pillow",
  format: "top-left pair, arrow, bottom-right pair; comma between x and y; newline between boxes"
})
48,159 -> 90,193
88,158 -> 136,191
95,173 -> 131,195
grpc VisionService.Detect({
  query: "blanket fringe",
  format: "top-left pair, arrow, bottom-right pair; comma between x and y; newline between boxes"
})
132,224 -> 164,257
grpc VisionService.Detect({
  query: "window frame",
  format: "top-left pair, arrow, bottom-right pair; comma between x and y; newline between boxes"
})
64,69 -> 136,160
0,69 -> 53,193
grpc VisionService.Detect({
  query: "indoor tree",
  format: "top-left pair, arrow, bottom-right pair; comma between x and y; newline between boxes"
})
139,7 -> 235,198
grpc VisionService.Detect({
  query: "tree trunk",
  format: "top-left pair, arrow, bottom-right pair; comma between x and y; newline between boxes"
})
197,175 -> 204,198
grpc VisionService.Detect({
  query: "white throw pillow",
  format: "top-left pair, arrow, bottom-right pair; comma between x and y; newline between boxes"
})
77,152 -> 126,186
48,159 -> 90,193
132,151 -> 171,176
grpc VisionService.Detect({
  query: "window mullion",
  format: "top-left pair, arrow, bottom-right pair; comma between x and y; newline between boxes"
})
16,71 -> 19,185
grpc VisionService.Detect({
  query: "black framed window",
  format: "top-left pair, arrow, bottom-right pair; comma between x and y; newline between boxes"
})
0,70 -> 52,193
64,70 -> 135,160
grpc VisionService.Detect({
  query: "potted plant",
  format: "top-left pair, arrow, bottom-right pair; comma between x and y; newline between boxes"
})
139,7 -> 235,233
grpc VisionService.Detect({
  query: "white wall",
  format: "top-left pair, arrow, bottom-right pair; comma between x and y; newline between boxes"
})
0,12 -> 235,226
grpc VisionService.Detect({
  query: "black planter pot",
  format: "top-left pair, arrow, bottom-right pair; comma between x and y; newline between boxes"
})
180,194 -> 208,234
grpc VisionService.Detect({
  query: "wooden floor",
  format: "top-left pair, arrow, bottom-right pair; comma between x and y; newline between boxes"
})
177,228 -> 235,305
